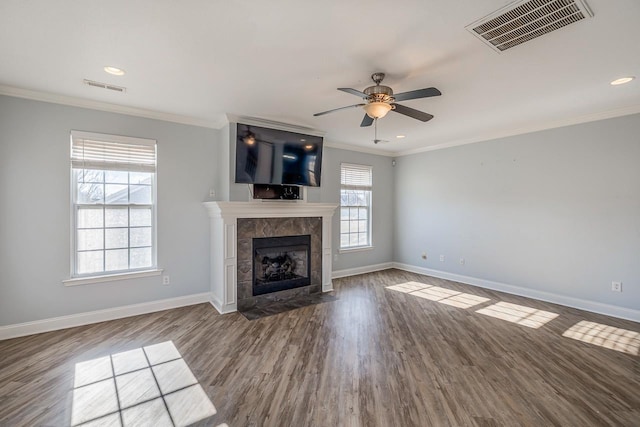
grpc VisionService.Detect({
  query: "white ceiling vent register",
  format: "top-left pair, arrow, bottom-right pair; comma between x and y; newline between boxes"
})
466,0 -> 593,52
83,79 -> 126,93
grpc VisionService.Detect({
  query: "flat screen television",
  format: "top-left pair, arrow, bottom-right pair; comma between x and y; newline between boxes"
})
235,124 -> 323,187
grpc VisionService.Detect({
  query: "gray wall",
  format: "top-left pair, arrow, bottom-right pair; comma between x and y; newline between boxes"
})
0,95 -> 219,326
394,114 -> 640,311
315,147 -> 394,271
0,97 -> 394,326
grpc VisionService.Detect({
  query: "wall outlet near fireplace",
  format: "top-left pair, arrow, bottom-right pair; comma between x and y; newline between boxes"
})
162,275 -> 170,285
611,281 -> 622,292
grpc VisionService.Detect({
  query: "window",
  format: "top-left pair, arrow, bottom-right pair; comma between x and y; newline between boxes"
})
70,131 -> 157,277
340,163 -> 372,250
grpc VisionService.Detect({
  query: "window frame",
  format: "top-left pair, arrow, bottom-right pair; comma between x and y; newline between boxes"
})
339,162 -> 373,252
66,131 -> 159,284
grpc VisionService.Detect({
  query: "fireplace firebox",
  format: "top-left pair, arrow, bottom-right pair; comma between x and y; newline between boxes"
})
252,235 -> 311,296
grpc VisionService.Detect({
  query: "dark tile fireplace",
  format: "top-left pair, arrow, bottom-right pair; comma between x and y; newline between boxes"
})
253,234 -> 311,295
236,217 -> 322,311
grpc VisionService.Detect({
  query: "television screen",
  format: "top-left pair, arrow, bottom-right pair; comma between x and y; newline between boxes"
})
235,124 -> 323,187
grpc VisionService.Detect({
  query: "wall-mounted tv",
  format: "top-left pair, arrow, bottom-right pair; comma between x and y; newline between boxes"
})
235,124 -> 323,187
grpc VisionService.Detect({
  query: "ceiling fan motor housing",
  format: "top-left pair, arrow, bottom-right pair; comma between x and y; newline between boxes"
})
364,85 -> 395,103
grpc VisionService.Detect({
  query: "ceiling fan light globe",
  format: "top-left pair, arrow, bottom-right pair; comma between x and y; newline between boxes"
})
363,102 -> 392,119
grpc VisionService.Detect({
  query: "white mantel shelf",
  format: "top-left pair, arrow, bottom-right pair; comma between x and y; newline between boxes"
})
203,201 -> 338,219
203,201 -> 338,314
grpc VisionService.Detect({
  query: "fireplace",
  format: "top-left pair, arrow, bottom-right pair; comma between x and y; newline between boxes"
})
203,201 -> 337,314
235,217 -> 323,311
253,235 -> 311,296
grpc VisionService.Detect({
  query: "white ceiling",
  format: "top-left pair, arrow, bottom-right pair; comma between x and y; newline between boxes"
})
1,0 -> 639,155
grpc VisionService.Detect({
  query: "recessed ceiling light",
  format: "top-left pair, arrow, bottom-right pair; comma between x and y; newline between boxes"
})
396,135 -> 406,139
610,76 -> 635,86
104,66 -> 125,76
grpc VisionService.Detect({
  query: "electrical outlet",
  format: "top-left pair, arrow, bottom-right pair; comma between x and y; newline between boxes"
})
209,188 -> 216,198
459,258 -> 465,265
162,275 -> 170,285
334,253 -> 338,261
421,252 -> 427,260
611,281 -> 622,292
440,255 -> 445,262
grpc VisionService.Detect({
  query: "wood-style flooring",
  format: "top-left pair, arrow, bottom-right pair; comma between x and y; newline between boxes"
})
1,269 -> 639,426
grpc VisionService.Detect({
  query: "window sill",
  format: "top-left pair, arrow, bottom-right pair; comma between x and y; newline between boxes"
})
63,269 -> 163,287
339,246 -> 375,254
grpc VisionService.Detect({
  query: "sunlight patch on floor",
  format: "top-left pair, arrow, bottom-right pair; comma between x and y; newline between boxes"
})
71,341 -> 217,427
562,320 -> 640,355
386,281 -> 490,309
476,302 -> 558,328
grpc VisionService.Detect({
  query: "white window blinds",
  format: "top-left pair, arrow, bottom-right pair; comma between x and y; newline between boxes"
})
341,163 -> 372,190
71,131 -> 157,173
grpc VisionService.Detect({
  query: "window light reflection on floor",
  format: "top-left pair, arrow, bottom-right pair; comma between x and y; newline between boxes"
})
562,320 -> 640,355
476,301 -> 558,329
386,281 -> 490,309
71,341 -> 217,427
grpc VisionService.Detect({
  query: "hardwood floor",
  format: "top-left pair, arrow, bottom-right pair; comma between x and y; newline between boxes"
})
1,269 -> 639,426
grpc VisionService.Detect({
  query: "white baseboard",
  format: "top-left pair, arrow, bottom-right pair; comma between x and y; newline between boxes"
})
332,262 -> 394,279
0,293 -> 211,341
393,263 -> 640,322
208,294 -> 237,315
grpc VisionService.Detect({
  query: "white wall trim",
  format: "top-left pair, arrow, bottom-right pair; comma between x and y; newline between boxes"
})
332,262 -> 394,279
394,104 -> 640,157
226,114 -> 325,137
393,263 -> 640,322
208,293 -> 237,314
63,269 -> 163,287
0,85 -> 226,129
0,293 -> 211,341
324,140 -> 395,157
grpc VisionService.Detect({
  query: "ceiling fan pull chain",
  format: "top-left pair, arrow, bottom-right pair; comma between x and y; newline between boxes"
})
374,118 -> 378,141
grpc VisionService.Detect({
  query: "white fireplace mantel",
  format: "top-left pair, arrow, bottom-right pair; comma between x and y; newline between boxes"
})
203,201 -> 338,314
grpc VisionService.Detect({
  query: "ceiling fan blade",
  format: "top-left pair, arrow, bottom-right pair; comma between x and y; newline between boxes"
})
313,103 -> 365,117
393,87 -> 441,102
391,103 -> 434,122
338,88 -> 367,98
360,114 -> 374,127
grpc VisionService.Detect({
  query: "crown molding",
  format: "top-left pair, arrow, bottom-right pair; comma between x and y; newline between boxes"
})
324,140 -> 395,157
394,104 -> 640,157
0,84 -> 226,129
225,114 -> 326,137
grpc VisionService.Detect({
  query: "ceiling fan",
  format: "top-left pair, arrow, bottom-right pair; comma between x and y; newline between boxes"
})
313,72 -> 441,127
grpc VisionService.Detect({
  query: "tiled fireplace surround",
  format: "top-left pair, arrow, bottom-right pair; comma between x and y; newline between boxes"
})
203,202 -> 338,314
237,217 -> 321,310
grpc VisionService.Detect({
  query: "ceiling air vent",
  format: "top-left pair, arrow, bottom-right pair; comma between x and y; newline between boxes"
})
466,0 -> 593,52
83,79 -> 126,93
